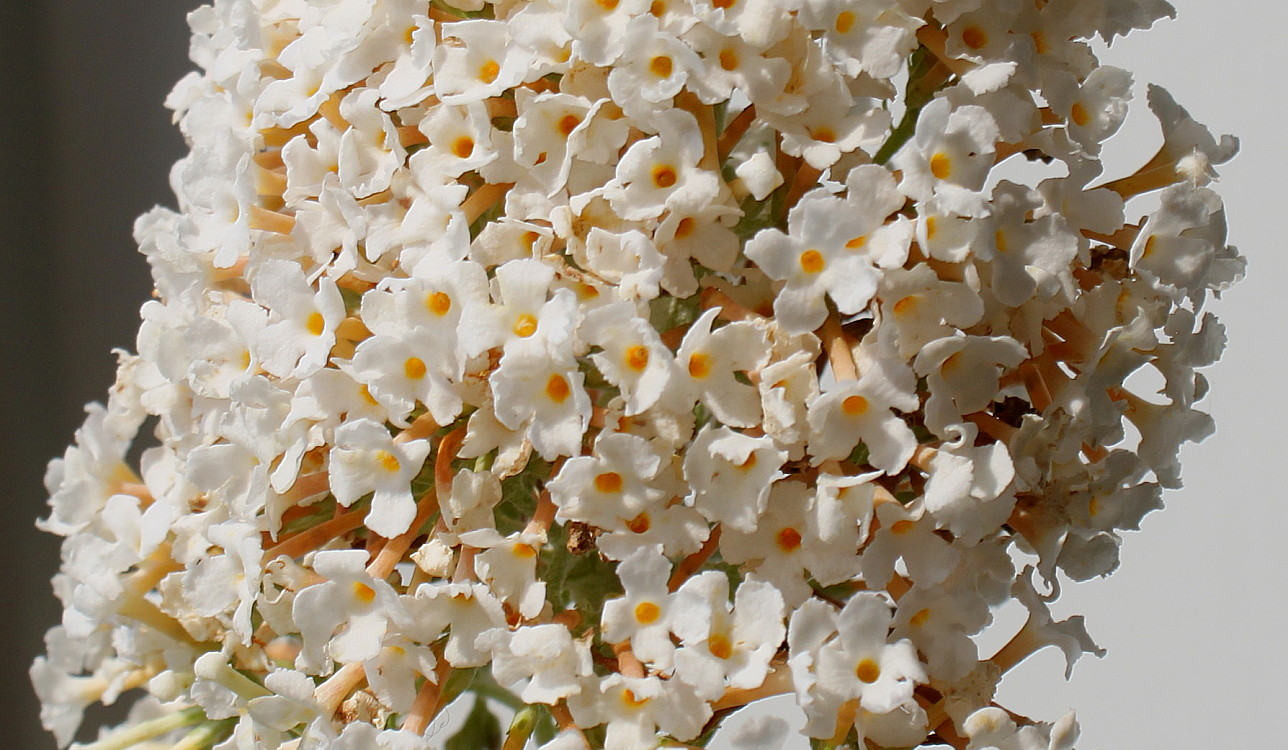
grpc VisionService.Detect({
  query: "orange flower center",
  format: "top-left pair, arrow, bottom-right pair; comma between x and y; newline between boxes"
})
625,345 -> 650,371
709,633 -> 733,660
595,472 -> 623,493
930,152 -> 953,180
776,527 -> 802,552
649,55 -> 673,78
404,357 -> 427,379
962,25 -> 988,50
426,291 -> 452,316
688,352 -> 713,379
842,395 -> 869,416
352,582 -> 377,604
545,374 -> 570,403
799,249 -> 825,274
652,164 -> 678,189
451,136 -> 475,159
513,313 -> 538,338
855,658 -> 881,684
634,601 -> 661,624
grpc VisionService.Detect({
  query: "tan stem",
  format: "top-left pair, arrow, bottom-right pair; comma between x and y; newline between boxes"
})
667,524 -> 722,592
711,664 -> 794,711
451,545 -> 477,583
367,488 -> 438,580
1018,361 -> 1053,413
988,616 -> 1044,674
821,314 -> 859,381
461,182 -> 513,224
1046,310 -> 1098,354
908,445 -> 938,473
315,662 -> 367,717
1082,224 -> 1140,252
523,488 -> 558,537
396,410 -> 440,444
675,92 -> 720,173
717,104 -> 757,161
397,125 -> 429,147
248,205 -> 295,234
117,595 -> 195,645
435,427 -> 466,504
699,287 -> 763,322
1095,154 -> 1179,198
965,411 -> 1017,442
613,642 -> 646,678
829,699 -> 859,745
916,23 -> 974,78
256,167 -> 287,197
401,658 -> 453,735
262,506 -> 368,563
784,162 -> 823,209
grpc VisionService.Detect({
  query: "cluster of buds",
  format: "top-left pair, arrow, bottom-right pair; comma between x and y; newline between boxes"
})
32,0 -> 1242,748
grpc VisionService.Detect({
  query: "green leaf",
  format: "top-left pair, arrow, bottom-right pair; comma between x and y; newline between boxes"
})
649,292 -> 702,333
873,45 -> 951,166
532,704 -> 558,744
731,186 -> 783,240
541,522 -> 622,635
339,287 -> 363,315
493,458 -> 549,535
445,693 -> 503,750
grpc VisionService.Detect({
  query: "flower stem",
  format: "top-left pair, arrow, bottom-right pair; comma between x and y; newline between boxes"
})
78,706 -> 205,750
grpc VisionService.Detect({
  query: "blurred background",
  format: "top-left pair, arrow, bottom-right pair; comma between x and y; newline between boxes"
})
1,1 -> 1283,748
1,1 -> 202,745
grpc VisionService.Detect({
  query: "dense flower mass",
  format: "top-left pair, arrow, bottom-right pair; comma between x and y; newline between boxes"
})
33,0 -> 1242,748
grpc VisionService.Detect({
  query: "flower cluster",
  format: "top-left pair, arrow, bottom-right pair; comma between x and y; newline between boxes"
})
33,0 -> 1242,748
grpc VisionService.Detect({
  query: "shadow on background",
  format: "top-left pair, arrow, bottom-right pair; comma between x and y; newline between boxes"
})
0,1 -> 201,745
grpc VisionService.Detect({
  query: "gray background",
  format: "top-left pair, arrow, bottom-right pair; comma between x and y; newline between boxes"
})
2,1 -> 1282,748
1,1 -> 201,745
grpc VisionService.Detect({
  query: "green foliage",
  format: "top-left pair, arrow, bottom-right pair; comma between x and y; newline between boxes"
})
445,694 -> 503,750
649,291 -> 703,333
731,183 -> 785,239
847,441 -> 870,467
493,458 -> 549,535
541,521 -> 623,636
339,286 -> 363,315
874,45 -> 951,165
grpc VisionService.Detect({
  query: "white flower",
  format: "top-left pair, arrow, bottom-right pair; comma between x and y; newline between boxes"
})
477,624 -> 594,705
807,377 -> 917,474
963,707 -> 1080,750
675,308 -> 771,428
328,419 -> 432,538
671,573 -> 785,700
815,592 -> 925,714
250,259 -> 346,379
461,528 -> 549,620
605,110 -> 720,222
600,545 -> 677,668
292,549 -> 407,671
34,0 -> 1246,746
433,20 -> 532,104
683,425 -> 786,532
745,166 -> 909,333
567,673 -> 711,750
491,350 -> 592,461
583,302 -> 675,415
892,98 -> 1000,217
549,431 -> 668,528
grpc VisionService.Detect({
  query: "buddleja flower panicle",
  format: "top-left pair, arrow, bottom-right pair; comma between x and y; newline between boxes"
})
33,0 -> 1242,748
